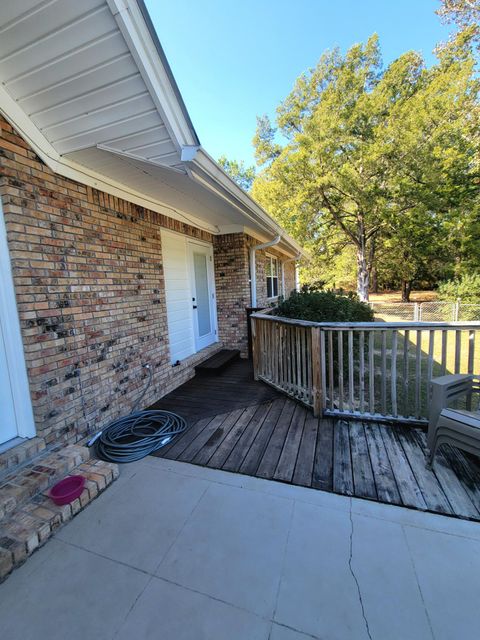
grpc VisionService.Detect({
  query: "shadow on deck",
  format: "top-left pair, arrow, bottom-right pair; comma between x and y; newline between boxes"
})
150,359 -> 480,522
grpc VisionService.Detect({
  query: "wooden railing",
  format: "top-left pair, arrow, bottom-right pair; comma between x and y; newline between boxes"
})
251,312 -> 480,423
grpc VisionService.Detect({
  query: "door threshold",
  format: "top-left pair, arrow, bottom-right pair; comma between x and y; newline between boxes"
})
0,436 -> 26,455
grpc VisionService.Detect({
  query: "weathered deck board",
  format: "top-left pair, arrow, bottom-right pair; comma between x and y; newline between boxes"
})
207,405 -> 259,469
177,413 -> 231,462
256,400 -> 296,479
162,416 -> 213,460
333,420 -> 354,496
274,404 -> 307,482
349,421 -> 377,500
239,399 -> 286,476
151,361 -> 480,522
192,408 -> 244,466
223,403 -> 271,472
149,359 -> 282,423
311,418 -> 334,491
363,422 -> 400,504
394,425 -> 452,514
379,424 -> 427,510
292,414 -> 319,487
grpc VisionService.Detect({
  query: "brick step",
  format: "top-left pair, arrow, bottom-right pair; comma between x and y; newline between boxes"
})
0,458 -> 119,582
0,437 -> 47,478
0,444 -> 91,524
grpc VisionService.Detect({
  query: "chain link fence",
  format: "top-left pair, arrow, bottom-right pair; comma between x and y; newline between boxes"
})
369,301 -> 480,322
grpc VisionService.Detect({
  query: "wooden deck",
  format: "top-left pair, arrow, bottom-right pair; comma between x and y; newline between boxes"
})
149,359 -> 282,423
151,361 -> 480,521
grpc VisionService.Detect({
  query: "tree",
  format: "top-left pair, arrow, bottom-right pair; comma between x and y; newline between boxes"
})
374,209 -> 451,301
437,0 -> 480,34
252,33 -> 479,300
217,155 -> 256,192
438,273 -> 480,302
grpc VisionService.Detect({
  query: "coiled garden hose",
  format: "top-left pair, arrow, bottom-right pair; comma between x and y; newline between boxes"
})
89,365 -> 188,463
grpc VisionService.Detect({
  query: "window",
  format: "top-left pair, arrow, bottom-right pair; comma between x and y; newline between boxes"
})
266,255 -> 279,299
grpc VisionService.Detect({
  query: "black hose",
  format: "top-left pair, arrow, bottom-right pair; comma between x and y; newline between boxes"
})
95,410 -> 187,463
94,365 -> 188,463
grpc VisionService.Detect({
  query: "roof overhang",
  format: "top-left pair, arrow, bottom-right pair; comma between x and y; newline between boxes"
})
0,0 -> 308,259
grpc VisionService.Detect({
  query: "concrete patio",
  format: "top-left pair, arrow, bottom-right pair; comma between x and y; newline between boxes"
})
1,457 -> 479,640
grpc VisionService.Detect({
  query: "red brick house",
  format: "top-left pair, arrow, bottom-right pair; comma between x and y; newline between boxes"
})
0,0 -> 305,468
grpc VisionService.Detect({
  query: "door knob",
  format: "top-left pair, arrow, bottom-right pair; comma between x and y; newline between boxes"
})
193,305 -> 198,309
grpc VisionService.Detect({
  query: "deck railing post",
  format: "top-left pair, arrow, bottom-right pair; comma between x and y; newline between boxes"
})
251,316 -> 260,380
249,312 -> 480,424
311,326 -> 324,417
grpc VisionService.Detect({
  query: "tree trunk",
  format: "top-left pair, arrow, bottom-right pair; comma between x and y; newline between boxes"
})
368,237 -> 378,293
356,248 -> 370,302
401,280 -> 412,302
370,266 -> 378,294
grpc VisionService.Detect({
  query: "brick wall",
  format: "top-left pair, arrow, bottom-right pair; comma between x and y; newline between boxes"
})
213,233 -> 250,355
283,260 -> 296,298
0,116 -> 299,452
213,235 -> 297,355
0,117 -> 221,448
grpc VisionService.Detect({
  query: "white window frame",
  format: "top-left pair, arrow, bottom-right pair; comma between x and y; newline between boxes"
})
0,199 -> 36,441
265,254 -> 280,300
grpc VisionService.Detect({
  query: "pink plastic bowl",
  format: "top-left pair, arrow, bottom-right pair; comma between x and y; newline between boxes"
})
49,475 -> 85,506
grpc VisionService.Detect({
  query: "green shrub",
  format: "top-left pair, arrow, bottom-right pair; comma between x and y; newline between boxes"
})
437,273 -> 480,303
276,290 -> 374,323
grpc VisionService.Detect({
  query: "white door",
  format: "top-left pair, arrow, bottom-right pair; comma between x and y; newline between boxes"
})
188,241 -> 217,351
0,318 -> 17,444
161,230 -> 196,364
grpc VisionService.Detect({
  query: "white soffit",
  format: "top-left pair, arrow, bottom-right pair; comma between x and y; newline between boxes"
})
66,146 -> 254,229
0,0 -> 307,258
0,0 -> 184,168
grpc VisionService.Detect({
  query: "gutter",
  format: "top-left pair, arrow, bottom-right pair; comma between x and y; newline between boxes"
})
250,236 -> 281,307
187,148 -> 309,259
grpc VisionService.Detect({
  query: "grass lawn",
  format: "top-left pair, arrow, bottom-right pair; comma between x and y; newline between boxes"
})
369,290 -> 438,304
327,327 -> 479,420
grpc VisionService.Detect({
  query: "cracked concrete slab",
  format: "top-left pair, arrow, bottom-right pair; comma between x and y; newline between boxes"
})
275,501 -> 370,640
1,458 -> 479,639
349,512 -> 434,640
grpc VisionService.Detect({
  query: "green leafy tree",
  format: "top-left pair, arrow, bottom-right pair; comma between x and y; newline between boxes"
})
438,273 -> 480,302
218,155 -> 256,192
437,0 -> 480,36
252,33 -> 479,301
374,209 -> 452,300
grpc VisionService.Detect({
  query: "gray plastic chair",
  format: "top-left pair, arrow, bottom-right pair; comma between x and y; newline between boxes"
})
427,374 -> 480,468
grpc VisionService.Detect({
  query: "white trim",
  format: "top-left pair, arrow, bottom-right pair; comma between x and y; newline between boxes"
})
0,90 -> 217,236
265,253 -> 280,301
189,149 -> 308,259
281,253 -> 301,298
0,199 -> 36,439
0,2 -> 308,260
249,235 -> 281,307
107,0 -> 198,149
187,240 -> 218,352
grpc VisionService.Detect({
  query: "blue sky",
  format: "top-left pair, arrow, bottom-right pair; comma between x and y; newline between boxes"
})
145,0 -> 453,167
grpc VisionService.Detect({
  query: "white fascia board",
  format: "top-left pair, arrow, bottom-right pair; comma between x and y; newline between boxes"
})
216,225 -> 299,258
107,0 -> 197,150
187,148 -> 309,259
0,87 -> 217,235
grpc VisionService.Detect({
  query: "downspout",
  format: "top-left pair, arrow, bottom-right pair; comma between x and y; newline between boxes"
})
250,235 -> 281,307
